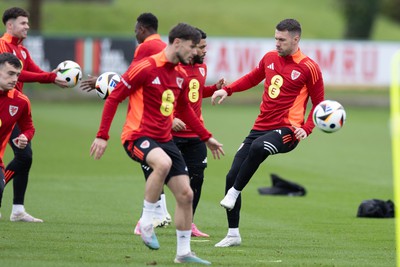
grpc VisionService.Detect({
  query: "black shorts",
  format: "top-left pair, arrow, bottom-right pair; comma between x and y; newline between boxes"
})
0,167 -> 4,202
241,127 -> 299,155
123,137 -> 189,184
173,136 -> 207,169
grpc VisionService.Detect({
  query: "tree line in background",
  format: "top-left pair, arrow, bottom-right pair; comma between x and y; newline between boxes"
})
24,0 -> 400,40
339,0 -> 400,39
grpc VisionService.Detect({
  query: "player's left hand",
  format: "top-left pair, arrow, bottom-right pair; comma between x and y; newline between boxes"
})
215,78 -> 227,89
206,137 -> 225,159
53,76 -> 69,88
294,127 -> 307,140
90,138 -> 108,160
172,118 -> 186,132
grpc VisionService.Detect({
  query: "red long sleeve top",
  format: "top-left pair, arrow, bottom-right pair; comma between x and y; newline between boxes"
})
0,89 -> 35,168
96,51 -> 212,143
224,49 -> 324,135
0,33 -> 56,92
172,62 -> 217,138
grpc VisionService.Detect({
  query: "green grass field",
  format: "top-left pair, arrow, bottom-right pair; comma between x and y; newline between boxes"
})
0,1 -> 396,266
0,99 -> 394,267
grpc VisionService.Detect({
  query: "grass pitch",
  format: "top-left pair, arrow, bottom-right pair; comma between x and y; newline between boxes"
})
0,99 -> 395,267
0,0 -> 396,265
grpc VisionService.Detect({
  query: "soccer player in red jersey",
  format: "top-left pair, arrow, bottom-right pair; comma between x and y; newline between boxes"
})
172,28 -> 226,237
90,23 -> 223,264
132,13 -> 166,62
0,7 -> 68,222
80,13 -> 173,230
131,13 -> 172,230
80,12 -> 167,91
212,19 -> 325,247
0,53 -> 35,221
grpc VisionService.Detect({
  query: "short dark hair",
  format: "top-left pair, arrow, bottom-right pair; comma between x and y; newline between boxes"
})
137,13 -> 158,32
0,52 -> 22,69
168,23 -> 201,45
2,7 -> 29,25
196,28 -> 207,39
276,19 -> 301,37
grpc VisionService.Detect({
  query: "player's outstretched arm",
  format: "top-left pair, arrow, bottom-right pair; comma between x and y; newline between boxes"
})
90,138 -> 108,160
205,137 -> 224,159
211,89 -> 228,105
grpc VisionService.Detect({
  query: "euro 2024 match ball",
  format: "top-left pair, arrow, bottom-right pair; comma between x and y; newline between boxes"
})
95,72 -> 121,100
56,60 -> 82,88
313,100 -> 346,133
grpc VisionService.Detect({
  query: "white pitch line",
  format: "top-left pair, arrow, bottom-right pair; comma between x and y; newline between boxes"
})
256,259 -> 282,263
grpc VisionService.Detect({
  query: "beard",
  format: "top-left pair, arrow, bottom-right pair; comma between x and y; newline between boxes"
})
192,54 -> 204,64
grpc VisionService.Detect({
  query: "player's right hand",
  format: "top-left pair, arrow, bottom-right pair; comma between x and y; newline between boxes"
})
80,74 -> 98,92
206,137 -> 224,159
211,89 -> 228,105
90,138 -> 108,160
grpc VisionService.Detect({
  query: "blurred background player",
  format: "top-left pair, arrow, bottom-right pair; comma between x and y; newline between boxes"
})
0,52 -> 35,220
211,19 -> 325,247
131,12 -> 172,231
0,7 -> 68,222
80,12 -> 172,231
172,28 -> 226,237
90,23 -> 223,264
80,12 -> 166,88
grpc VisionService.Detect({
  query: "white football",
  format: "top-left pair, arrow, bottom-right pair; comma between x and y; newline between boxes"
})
56,60 -> 82,88
313,100 -> 346,133
95,72 -> 121,99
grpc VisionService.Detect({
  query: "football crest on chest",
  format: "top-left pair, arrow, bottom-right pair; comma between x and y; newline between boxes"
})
9,105 -> 18,116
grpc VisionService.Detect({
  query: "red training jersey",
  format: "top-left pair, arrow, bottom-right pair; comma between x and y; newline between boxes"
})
96,51 -> 212,143
172,63 -> 218,138
0,89 -> 35,168
0,33 -> 57,92
224,49 -> 324,135
133,34 -> 166,62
